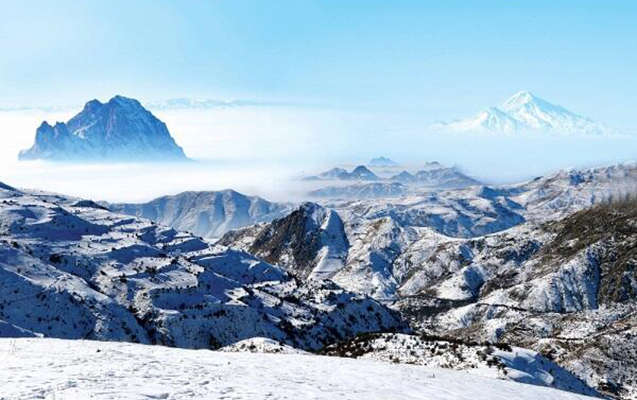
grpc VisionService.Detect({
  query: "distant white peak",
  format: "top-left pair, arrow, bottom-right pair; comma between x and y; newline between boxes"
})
501,91 -> 584,130
501,91 -> 543,110
449,107 -> 524,133
441,90 -> 611,135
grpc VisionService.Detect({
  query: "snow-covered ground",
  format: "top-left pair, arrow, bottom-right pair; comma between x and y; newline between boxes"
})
0,338 -> 597,400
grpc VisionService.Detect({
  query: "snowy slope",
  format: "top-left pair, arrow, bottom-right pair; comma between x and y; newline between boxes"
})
0,338 -> 597,400
109,189 -> 292,239
0,184 -> 405,350
394,199 -> 637,399
443,106 -> 526,134
322,333 -> 599,397
219,162 -> 637,398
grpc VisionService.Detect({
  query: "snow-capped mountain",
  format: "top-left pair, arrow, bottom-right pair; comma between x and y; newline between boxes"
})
441,91 -> 611,135
108,190 -> 292,239
444,106 -> 526,133
19,95 -> 188,161
0,182 -> 405,351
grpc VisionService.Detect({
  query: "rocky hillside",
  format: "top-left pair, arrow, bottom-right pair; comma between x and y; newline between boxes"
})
19,95 -> 187,161
0,182 -> 406,351
394,199 -> 637,399
220,163 -> 637,398
219,203 -> 349,280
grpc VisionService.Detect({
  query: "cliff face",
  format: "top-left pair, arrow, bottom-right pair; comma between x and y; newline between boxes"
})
19,95 -> 187,161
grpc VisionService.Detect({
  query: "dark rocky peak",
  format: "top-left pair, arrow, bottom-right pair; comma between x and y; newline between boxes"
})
19,95 -> 187,161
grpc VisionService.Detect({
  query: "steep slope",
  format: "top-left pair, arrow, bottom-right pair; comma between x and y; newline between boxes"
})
0,338 -> 597,400
394,199 -> 637,399
226,163 -> 637,304
219,203 -> 349,280
0,184 -> 405,351
222,188 -> 526,300
19,95 -> 187,161
109,190 -> 291,239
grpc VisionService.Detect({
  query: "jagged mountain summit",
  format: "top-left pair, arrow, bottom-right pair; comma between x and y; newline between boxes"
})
440,91 -> 610,135
19,95 -> 188,161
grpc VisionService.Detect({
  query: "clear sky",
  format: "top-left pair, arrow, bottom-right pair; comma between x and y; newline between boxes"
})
1,0 -> 637,202
2,0 -> 636,127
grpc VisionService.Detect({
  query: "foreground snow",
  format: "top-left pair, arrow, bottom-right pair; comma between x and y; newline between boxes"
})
0,338 -> 596,400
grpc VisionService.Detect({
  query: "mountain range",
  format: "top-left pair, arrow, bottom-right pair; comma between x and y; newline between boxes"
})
219,161 -> 637,398
0,182 -> 404,351
440,91 -> 611,135
3,161 -> 637,397
303,162 -> 481,194
19,95 -> 188,161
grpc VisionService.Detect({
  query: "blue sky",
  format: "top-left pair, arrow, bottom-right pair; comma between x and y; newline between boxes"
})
2,0 -> 636,127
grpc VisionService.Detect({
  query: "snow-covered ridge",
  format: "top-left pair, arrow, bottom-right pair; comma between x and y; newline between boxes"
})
440,91 -> 612,135
0,338 -> 598,400
108,189 -> 292,239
